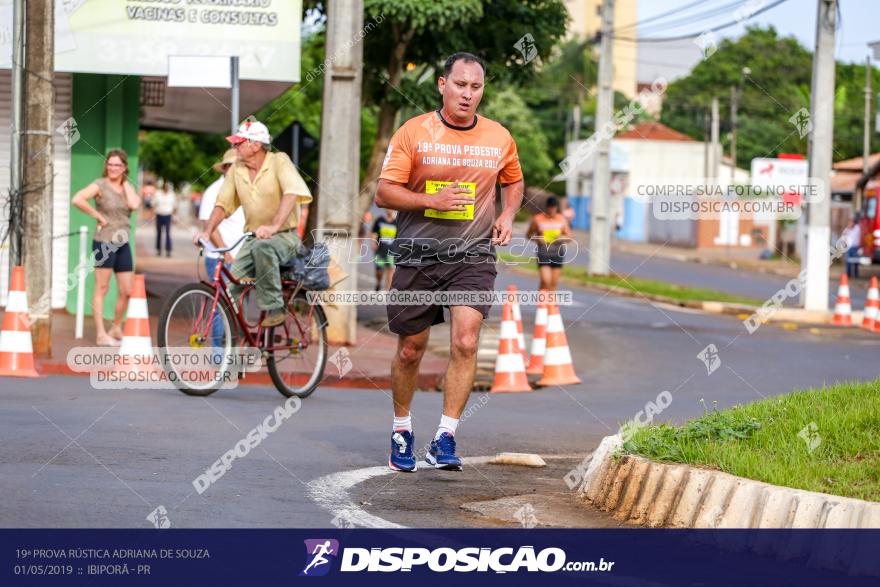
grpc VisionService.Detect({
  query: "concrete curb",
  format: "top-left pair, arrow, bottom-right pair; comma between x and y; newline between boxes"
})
501,263 -> 871,327
580,434 -> 880,531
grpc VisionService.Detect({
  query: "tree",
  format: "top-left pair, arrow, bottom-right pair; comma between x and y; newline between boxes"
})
356,0 -> 568,215
138,131 -> 226,191
481,87 -> 554,186
660,26 -> 880,168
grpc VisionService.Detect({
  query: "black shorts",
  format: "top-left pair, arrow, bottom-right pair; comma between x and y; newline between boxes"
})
387,261 -> 497,336
93,240 -> 133,273
537,244 -> 566,268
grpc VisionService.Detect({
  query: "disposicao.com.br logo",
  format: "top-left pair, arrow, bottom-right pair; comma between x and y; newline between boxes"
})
300,541 -> 614,575
300,539 -> 340,577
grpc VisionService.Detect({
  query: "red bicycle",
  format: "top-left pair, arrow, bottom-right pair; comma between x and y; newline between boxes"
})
156,232 -> 328,398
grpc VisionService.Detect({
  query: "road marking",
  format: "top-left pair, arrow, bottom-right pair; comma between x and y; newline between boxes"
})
307,456 -> 493,529
307,454 -> 586,529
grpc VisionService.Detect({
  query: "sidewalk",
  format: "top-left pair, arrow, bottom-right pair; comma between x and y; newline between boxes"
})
33,223 -> 448,391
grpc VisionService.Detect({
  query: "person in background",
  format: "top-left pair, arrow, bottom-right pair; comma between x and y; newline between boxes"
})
560,195 -> 575,223
153,182 -> 177,257
199,149 -> 245,349
199,149 -> 245,279
72,149 -> 141,346
526,196 -> 572,291
141,179 -> 156,221
843,215 -> 862,279
371,208 -> 398,291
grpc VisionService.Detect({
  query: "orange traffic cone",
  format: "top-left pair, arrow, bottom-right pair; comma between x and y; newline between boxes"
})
114,275 -> 159,375
538,302 -> 581,386
508,285 -> 527,363
0,266 -> 39,377
490,297 -> 531,393
832,275 -> 853,326
526,292 -> 548,375
863,277 -> 878,331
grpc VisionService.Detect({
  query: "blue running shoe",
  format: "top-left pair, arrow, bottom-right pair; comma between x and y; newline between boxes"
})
426,432 -> 462,470
389,430 -> 417,472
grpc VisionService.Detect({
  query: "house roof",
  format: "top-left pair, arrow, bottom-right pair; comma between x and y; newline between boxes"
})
832,153 -> 880,172
616,121 -> 695,142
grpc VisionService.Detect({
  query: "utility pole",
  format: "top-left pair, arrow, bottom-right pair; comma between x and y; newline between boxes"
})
802,0 -> 837,311
589,0 -> 614,275
859,55 -> 872,212
9,0 -> 25,272
316,0 -> 363,344
20,0 -> 55,355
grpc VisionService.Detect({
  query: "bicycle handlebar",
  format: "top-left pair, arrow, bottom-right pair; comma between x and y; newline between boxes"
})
197,231 -> 255,254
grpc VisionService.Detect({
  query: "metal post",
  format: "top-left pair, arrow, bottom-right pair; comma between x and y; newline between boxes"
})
230,56 -> 240,134
802,0 -> 837,311
730,85 -> 738,186
859,55 -> 872,212
710,96 -> 720,179
75,226 -> 87,339
589,0 -> 614,275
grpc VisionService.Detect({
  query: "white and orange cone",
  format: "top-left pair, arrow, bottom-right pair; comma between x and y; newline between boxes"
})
114,275 -> 159,375
0,266 -> 39,378
863,277 -> 878,331
538,302 -> 581,386
526,292 -> 548,375
832,274 -> 853,326
490,297 -> 531,393
508,285 -> 527,363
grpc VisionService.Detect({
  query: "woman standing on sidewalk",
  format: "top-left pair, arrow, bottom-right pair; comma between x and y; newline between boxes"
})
72,150 -> 141,346
526,196 -> 572,291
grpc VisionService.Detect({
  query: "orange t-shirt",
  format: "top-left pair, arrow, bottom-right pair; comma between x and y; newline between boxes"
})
379,110 -> 523,266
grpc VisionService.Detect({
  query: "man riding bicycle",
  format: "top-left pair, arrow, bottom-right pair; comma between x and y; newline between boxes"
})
194,120 -> 312,327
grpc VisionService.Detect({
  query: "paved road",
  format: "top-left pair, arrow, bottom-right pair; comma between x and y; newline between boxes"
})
526,238 -> 877,308
3,264 -> 877,529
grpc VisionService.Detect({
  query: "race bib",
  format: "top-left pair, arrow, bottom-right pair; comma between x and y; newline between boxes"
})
543,228 -> 561,244
424,180 -> 476,220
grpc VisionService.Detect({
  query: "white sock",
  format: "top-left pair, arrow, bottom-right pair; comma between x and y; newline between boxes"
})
393,414 -> 412,432
435,414 -> 459,439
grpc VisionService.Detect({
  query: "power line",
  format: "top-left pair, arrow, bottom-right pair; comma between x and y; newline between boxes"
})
635,0 -> 751,37
613,0 -> 716,32
611,0 -> 790,43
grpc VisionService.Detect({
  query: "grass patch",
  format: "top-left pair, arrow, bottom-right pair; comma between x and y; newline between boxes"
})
622,381 -> 880,502
497,252 -> 762,306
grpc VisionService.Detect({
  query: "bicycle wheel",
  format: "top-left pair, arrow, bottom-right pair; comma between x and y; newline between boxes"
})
157,283 -> 237,396
266,293 -> 328,398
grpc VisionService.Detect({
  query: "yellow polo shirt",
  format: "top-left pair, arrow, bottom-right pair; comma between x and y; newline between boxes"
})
216,151 -> 312,232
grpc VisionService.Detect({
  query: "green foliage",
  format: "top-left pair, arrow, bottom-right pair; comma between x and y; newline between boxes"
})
481,87 -> 554,185
138,131 -> 226,191
622,380 -> 880,502
661,26 -> 880,167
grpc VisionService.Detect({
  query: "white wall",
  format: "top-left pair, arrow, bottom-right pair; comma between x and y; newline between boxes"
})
0,71 -> 72,308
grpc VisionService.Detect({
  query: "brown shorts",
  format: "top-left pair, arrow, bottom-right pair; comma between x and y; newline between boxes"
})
386,261 -> 497,335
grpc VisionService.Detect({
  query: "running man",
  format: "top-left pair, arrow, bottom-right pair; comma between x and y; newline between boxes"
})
302,541 -> 335,575
194,120 -> 312,327
526,196 -> 572,291
371,208 -> 398,290
375,52 -> 524,471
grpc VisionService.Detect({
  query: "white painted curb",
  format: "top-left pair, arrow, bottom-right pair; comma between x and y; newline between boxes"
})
580,434 -> 880,530
578,434 -> 880,575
